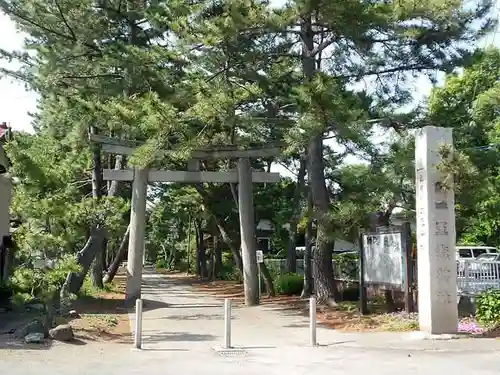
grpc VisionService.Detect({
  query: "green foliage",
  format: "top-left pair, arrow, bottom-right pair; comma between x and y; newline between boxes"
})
148,186 -> 202,269
218,253 -> 242,281
334,253 -> 359,280
427,49 -> 500,246
328,135 -> 415,242
476,289 -> 500,326
6,131 -> 129,280
274,273 -> 303,296
0,0 -> 495,300
156,258 -> 169,270
10,292 -> 32,308
10,254 -> 81,302
218,266 -> 243,281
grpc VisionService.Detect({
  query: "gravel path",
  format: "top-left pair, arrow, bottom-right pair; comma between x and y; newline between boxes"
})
2,268 -> 500,375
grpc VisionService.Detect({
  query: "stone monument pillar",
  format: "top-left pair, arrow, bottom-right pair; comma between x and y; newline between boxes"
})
415,126 -> 458,334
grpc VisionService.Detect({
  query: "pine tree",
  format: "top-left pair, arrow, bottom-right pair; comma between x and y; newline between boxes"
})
181,0 -> 495,303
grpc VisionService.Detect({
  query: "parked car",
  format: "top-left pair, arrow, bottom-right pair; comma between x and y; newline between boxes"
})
456,246 -> 498,260
456,246 -> 498,275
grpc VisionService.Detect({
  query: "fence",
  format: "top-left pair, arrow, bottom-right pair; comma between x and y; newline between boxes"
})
458,259 -> 500,295
267,258 -> 500,296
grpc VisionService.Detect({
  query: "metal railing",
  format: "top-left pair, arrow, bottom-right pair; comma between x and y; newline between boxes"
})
458,259 -> 500,295
266,258 -> 500,296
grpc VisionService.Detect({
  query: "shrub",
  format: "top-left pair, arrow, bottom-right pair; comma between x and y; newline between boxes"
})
476,289 -> 500,325
333,252 -> 358,280
274,273 -> 303,295
217,253 -> 243,281
265,261 -> 284,279
221,252 -> 235,266
218,267 -> 242,282
156,258 -> 168,269
175,260 -> 189,273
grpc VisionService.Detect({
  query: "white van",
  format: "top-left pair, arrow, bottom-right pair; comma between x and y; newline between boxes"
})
456,246 -> 498,260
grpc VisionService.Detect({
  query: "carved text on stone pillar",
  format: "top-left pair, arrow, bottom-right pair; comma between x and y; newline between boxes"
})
435,221 -> 448,236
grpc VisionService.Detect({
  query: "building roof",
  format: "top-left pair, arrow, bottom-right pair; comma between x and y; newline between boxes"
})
256,219 -> 273,232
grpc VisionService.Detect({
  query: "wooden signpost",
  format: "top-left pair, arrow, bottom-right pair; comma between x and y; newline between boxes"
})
89,135 -> 280,306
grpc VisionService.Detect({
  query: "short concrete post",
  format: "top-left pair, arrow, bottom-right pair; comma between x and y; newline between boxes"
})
224,298 -> 232,349
134,299 -> 143,349
309,297 -> 317,346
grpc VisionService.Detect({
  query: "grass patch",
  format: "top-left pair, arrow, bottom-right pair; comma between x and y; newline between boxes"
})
79,277 -> 124,298
317,301 -> 418,332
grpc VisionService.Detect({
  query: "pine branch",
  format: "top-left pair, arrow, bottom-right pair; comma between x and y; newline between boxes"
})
60,73 -> 124,80
1,3 -> 101,53
312,37 -> 335,56
53,0 -> 77,41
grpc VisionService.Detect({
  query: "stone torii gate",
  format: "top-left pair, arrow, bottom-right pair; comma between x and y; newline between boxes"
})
90,135 -> 280,305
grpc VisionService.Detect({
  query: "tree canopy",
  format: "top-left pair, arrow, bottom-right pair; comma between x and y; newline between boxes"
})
0,0 -> 498,306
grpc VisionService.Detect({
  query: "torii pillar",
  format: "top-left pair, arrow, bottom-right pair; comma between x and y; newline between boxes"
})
125,168 -> 148,302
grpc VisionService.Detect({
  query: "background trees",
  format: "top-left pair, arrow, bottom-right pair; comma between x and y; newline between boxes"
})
0,0 -> 497,306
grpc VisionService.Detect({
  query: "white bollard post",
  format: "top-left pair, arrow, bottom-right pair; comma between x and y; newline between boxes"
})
134,299 -> 143,349
258,263 -> 262,300
309,297 -> 317,347
224,298 -> 232,349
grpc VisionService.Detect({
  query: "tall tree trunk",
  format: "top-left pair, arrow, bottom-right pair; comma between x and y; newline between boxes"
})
195,224 -> 201,277
308,134 -> 338,305
103,224 -> 130,283
214,234 -> 222,277
195,219 -> 205,277
107,155 -> 123,198
260,262 -> 276,297
194,184 -> 244,271
302,15 -> 338,305
186,216 -> 192,273
89,127 -> 105,289
301,190 -> 314,298
215,221 -> 243,272
62,227 -> 106,296
100,154 -> 124,283
285,156 -> 306,273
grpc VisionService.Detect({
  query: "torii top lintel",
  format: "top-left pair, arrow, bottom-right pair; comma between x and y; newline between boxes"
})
89,134 -> 281,159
